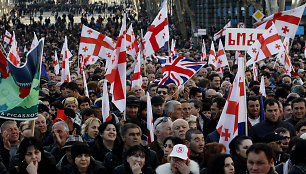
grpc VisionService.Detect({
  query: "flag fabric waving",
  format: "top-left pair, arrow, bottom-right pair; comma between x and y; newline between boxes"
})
82,71 -> 89,97
30,32 -> 39,50
215,39 -> 229,72
147,92 -> 154,143
105,14 -> 127,112
126,24 -> 139,59
8,32 -> 21,67
276,37 -> 292,75
60,36 -> 72,82
4,30 -> 12,47
201,39 -> 206,62
214,21 -> 231,41
0,39 -> 44,120
131,52 -> 143,89
234,51 -> 242,65
254,4 -> 305,39
171,39 -> 176,57
54,51 -> 60,75
259,76 -> 266,122
102,80 -> 111,122
253,64 -> 258,81
79,25 -> 116,60
208,41 -> 217,68
159,56 -> 205,86
143,1 -> 169,58
246,23 -> 283,66
217,57 -> 247,152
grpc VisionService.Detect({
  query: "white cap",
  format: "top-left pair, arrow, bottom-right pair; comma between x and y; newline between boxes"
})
169,144 -> 190,160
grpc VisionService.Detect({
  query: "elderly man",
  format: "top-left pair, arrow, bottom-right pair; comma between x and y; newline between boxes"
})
47,121 -> 70,162
164,100 -> 183,121
131,85 -> 144,98
149,117 -> 173,162
172,118 -> 190,141
0,120 -> 20,168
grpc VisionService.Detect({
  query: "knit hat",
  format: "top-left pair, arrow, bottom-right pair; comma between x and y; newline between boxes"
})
71,142 -> 91,160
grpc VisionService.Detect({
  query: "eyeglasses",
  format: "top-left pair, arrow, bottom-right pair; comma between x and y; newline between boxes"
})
157,91 -> 168,94
155,117 -> 171,128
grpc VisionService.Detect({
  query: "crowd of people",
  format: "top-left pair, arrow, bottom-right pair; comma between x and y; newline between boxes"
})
0,2 -> 305,174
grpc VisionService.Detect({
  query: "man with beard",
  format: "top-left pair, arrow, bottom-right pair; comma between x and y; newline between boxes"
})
247,96 -> 261,128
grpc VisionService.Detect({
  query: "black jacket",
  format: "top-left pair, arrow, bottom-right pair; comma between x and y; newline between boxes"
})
61,158 -> 106,174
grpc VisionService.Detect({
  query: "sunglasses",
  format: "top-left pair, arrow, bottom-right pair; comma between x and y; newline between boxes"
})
155,117 -> 171,128
157,91 -> 168,94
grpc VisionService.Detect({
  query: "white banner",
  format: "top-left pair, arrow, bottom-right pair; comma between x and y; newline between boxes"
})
225,28 -> 264,50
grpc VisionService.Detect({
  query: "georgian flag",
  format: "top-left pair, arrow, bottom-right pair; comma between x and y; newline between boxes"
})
234,51 -> 242,65
215,39 -> 229,72
54,51 -> 60,75
217,57 -> 247,152
277,37 -> 292,75
102,80 -> 111,122
254,4 -> 305,39
126,24 -> 139,60
214,21 -> 231,41
208,41 -> 217,68
60,36 -> 72,82
147,92 -> 154,143
105,14 -> 127,112
246,23 -> 283,66
171,39 -> 176,57
143,1 -> 169,58
131,51 -> 143,89
79,25 -> 116,60
7,32 -> 20,67
82,71 -> 89,97
4,30 -> 12,47
253,64 -> 258,81
201,39 -> 206,62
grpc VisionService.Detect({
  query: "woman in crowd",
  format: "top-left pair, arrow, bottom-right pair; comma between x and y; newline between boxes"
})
289,138 -> 306,174
91,121 -> 122,162
202,142 -> 226,168
10,137 -> 59,174
64,97 -> 82,126
206,154 -> 235,174
113,145 -> 155,174
77,96 -> 91,112
81,117 -> 101,147
161,136 -> 184,164
156,144 -> 200,174
229,136 -> 253,174
61,142 -> 106,174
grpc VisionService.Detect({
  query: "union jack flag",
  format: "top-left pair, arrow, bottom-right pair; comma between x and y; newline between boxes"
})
159,56 -> 205,86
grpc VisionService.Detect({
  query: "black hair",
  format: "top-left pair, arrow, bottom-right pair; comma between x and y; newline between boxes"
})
212,97 -> 226,109
229,135 -> 252,156
206,154 -> 233,174
290,139 -> 306,165
264,98 -> 280,111
291,97 -> 306,109
246,143 -> 273,162
19,137 -> 44,164
163,136 -> 184,146
189,87 -> 202,98
185,129 -> 203,142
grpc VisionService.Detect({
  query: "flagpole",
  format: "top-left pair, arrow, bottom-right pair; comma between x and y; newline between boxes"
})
141,29 -> 147,76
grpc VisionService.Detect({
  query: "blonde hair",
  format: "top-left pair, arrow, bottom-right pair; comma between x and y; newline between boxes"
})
64,97 -> 79,107
81,117 -> 101,135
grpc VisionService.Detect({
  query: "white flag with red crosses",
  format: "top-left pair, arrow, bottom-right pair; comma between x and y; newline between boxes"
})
201,39 -> 206,62
131,51 -> 143,89
208,41 -> 217,69
246,23 -> 283,66
7,32 -> 20,67
254,4 -> 305,39
30,32 -> 39,51
217,57 -> 247,153
54,51 -> 60,75
215,39 -> 228,72
214,21 -> 231,41
143,1 -> 169,58
171,39 -> 176,57
276,37 -> 292,75
105,14 -> 127,112
60,36 -> 72,82
126,24 -> 139,60
4,30 -> 13,47
79,25 -> 116,60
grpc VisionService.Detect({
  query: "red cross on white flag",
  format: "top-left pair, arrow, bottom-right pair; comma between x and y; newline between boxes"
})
254,4 -> 305,39
54,51 -> 60,75
217,57 -> 247,153
82,71 -> 89,97
208,41 -> 217,68
276,37 -> 292,75
102,80 -> 111,122
213,21 -> 231,41
7,31 -> 21,67
60,36 -> 72,82
215,39 -> 229,73
147,92 -> 154,143
246,23 -> 283,66
4,30 -> 13,47
105,14 -> 127,112
143,1 -> 169,58
79,25 -> 116,61
131,51 -> 143,89
126,24 -> 139,60
201,39 -> 206,62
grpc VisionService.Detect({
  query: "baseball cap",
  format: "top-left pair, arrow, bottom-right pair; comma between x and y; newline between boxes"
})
169,144 -> 190,160
63,135 -> 84,149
